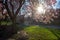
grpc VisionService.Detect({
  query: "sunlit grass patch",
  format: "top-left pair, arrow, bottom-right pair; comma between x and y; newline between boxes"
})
49,29 -> 60,38
24,26 -> 58,40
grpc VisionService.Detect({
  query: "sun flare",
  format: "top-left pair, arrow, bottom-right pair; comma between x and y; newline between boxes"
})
37,5 -> 46,14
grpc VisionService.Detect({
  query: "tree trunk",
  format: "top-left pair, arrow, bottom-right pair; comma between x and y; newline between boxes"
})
11,17 -> 17,33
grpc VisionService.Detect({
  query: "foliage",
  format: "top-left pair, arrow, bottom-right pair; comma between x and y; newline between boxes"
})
23,0 -> 59,24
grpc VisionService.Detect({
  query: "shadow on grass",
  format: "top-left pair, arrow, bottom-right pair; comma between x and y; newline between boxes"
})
0,25 -> 18,40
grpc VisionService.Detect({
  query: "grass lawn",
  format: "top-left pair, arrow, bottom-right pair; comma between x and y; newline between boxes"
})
49,28 -> 60,38
24,26 -> 58,40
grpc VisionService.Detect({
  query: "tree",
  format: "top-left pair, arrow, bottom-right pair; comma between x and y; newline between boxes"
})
3,0 -> 25,26
27,0 -> 58,24
0,0 -> 25,39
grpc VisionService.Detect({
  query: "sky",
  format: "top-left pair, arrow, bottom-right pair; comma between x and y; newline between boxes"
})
53,0 -> 60,9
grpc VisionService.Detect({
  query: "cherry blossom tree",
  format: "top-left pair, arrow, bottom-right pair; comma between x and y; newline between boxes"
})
26,0 -> 58,24
2,0 -> 25,26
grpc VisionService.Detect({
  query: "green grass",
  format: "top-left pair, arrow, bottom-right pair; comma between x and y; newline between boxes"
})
0,21 -> 12,25
49,29 -> 60,38
24,26 -> 58,40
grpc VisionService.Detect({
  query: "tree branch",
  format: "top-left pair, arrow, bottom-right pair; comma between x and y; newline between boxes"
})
4,0 -> 13,19
15,0 -> 25,16
9,1 -> 14,16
